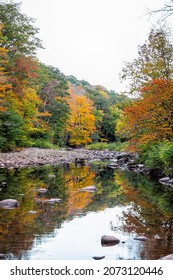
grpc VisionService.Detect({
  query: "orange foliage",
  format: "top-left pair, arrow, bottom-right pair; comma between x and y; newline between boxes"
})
122,79 -> 173,149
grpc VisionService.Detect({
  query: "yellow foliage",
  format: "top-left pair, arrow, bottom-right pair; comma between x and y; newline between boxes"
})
66,93 -> 96,145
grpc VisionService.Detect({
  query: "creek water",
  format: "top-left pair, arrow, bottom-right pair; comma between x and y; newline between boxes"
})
0,160 -> 173,260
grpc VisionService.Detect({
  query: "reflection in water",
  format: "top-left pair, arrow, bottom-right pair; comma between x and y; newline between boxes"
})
0,162 -> 173,260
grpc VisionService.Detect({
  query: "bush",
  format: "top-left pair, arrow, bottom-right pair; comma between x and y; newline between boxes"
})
32,139 -> 57,149
85,141 -> 128,151
159,142 -> 173,175
139,141 -> 173,176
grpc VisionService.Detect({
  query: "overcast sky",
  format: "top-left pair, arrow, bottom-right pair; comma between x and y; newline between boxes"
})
13,0 -> 172,92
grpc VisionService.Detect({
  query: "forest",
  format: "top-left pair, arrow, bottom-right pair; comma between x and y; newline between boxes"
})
0,1 -> 173,176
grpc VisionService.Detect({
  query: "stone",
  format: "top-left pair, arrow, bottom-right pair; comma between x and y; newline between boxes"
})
80,185 -> 97,192
0,254 -> 5,259
93,256 -> 105,260
28,211 -> 37,214
159,177 -> 170,184
0,199 -> 19,209
159,253 -> 173,260
75,158 -> 86,166
37,188 -> 48,193
48,174 -> 56,179
134,236 -> 148,241
101,235 -> 120,246
44,198 -> 61,204
116,152 -> 132,160
108,163 -> 119,169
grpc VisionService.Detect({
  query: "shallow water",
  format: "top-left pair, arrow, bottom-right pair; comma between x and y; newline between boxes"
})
0,161 -> 173,260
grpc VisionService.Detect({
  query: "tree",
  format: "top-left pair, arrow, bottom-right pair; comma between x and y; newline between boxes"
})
38,64 -> 70,146
117,79 -> 173,150
148,0 -> 173,19
120,26 -> 173,94
0,1 -> 42,58
66,93 -> 96,146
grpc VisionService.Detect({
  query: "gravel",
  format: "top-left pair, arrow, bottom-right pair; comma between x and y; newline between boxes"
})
0,148 -> 119,169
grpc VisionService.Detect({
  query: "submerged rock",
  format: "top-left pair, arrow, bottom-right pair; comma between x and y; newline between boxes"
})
37,188 -> 48,193
134,236 -> 148,241
80,185 -> 97,192
0,199 -> 19,209
101,235 -> 120,246
159,177 -> 170,184
93,256 -> 105,260
159,253 -> 173,260
28,211 -> 37,214
0,254 -> 5,259
48,174 -> 56,179
44,198 -> 61,204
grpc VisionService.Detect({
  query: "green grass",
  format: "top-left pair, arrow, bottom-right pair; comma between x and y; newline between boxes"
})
85,141 -> 128,151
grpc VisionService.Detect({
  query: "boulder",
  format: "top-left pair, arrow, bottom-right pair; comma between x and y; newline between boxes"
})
159,253 -> 173,260
134,235 -> 148,241
0,199 -> 19,209
80,185 -> 97,192
101,235 -> 120,247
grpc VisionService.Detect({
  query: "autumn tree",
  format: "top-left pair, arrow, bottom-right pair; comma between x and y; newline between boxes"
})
117,79 -> 173,150
66,93 -> 96,146
0,3 -> 49,150
120,26 -> 173,94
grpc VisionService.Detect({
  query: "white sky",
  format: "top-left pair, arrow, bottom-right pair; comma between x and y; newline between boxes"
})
13,0 -> 172,92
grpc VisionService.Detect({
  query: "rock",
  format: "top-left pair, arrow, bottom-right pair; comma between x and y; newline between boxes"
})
108,163 -> 119,169
93,256 -> 105,260
0,254 -> 5,259
134,236 -> 148,241
37,188 -> 48,193
80,185 -> 97,192
101,235 -> 120,247
116,152 -> 132,160
0,199 -> 19,209
44,198 -> 61,204
75,158 -> 86,166
159,177 -> 170,184
159,253 -> 173,260
66,147 -> 73,151
48,174 -> 56,179
28,211 -> 37,214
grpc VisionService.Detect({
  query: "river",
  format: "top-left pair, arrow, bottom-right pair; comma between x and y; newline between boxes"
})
0,160 -> 173,260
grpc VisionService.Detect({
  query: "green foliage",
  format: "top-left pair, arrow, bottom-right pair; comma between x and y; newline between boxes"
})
0,110 -> 28,151
139,141 -> 173,176
31,139 -> 57,149
86,141 -> 128,151
121,25 -> 173,94
38,63 -> 70,146
0,1 -> 42,57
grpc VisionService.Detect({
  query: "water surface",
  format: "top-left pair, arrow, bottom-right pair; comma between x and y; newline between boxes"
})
0,161 -> 173,260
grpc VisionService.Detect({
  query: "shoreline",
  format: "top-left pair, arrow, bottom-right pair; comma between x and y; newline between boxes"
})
0,148 -> 121,169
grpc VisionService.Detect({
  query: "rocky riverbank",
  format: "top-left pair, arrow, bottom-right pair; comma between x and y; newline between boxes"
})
0,147 -> 139,170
